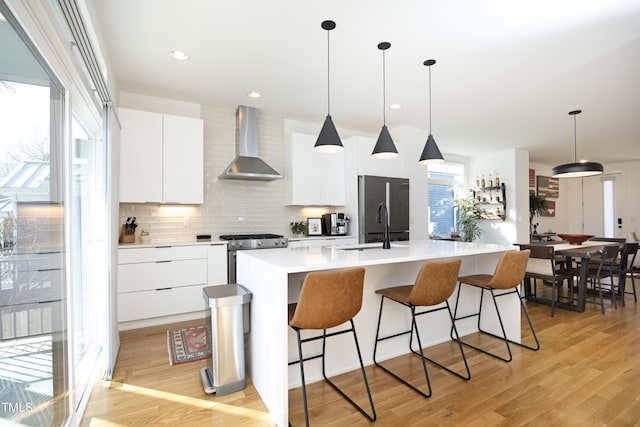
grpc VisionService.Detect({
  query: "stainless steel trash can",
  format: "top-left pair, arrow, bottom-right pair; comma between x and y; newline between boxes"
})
200,284 -> 252,396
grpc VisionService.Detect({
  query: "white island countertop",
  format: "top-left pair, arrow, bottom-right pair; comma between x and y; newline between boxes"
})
239,239 -> 514,273
237,239 -> 519,427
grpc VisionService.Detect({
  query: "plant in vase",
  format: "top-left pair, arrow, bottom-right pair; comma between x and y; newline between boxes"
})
453,196 -> 482,242
290,221 -> 307,237
529,193 -> 548,235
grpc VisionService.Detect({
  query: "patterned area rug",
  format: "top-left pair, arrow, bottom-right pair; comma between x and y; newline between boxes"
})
166,325 -> 211,366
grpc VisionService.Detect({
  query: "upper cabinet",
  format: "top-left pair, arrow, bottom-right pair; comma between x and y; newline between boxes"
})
285,133 -> 346,206
119,108 -> 204,204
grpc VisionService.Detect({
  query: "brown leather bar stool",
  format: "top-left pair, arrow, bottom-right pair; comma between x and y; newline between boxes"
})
452,249 -> 540,362
288,267 -> 376,426
373,259 -> 470,398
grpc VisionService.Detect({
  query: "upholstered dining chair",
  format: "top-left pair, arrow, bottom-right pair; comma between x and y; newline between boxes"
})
452,249 -> 540,362
519,244 -> 570,317
288,267 -> 376,426
373,259 -> 470,399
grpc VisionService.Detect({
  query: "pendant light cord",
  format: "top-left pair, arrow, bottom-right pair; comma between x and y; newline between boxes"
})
382,49 -> 387,125
428,65 -> 432,134
573,112 -> 577,162
326,29 -> 331,116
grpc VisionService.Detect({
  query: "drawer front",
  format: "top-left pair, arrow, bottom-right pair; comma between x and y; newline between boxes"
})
118,245 -> 207,264
118,259 -> 207,293
118,285 -> 206,322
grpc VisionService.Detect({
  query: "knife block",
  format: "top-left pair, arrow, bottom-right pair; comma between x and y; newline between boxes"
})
119,225 -> 135,244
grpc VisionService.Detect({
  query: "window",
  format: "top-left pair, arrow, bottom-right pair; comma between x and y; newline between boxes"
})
602,178 -> 615,238
427,162 -> 464,237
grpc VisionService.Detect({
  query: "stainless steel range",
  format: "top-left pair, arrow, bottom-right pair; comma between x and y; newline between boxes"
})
220,234 -> 288,283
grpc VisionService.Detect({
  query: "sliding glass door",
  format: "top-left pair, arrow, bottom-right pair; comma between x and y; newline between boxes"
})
70,118 -> 105,408
1,3 -> 107,425
0,16 -> 69,427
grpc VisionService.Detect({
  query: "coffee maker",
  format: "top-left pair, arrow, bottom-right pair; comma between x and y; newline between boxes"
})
322,213 -> 348,236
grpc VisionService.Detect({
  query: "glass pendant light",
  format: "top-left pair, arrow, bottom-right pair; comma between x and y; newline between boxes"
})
551,110 -> 603,178
314,20 -> 344,153
372,42 -> 398,159
419,59 -> 444,164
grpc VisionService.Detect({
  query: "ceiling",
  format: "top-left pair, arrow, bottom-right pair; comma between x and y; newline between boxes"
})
89,0 -> 640,165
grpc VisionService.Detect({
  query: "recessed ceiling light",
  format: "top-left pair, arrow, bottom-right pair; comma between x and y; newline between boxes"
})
390,104 -> 402,110
247,91 -> 262,99
169,50 -> 189,60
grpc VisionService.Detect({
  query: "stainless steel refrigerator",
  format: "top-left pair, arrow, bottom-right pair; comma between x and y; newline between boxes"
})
358,175 -> 410,243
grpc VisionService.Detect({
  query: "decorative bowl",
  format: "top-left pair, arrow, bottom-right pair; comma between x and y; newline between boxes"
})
557,233 -> 594,245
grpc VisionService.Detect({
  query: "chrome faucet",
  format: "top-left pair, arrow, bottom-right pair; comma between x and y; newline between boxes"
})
376,202 -> 391,249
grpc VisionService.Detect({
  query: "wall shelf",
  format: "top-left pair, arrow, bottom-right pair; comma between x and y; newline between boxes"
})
471,183 -> 506,220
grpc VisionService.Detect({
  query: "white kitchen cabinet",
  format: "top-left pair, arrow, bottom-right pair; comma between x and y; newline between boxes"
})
118,108 -> 203,204
285,133 -> 346,206
117,243 -> 227,325
162,114 -> 203,203
119,108 -> 163,202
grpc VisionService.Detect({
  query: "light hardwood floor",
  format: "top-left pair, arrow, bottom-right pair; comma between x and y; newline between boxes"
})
81,292 -> 640,427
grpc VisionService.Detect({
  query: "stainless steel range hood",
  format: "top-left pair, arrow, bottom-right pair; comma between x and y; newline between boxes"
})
219,106 -> 283,181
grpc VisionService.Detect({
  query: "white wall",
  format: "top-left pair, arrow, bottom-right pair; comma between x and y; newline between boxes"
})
529,162 -> 569,233
563,160 -> 640,238
468,149 -> 530,245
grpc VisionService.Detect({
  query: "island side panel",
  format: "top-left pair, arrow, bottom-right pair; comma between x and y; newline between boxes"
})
237,252 -> 289,427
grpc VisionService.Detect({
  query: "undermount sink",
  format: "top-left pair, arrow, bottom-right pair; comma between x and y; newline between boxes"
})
338,243 -> 407,251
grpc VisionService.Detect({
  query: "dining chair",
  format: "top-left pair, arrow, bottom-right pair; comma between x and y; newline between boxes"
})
373,259 -> 470,399
560,244 -> 621,314
519,244 -> 570,316
452,249 -> 540,362
288,267 -> 376,426
621,242 -> 638,303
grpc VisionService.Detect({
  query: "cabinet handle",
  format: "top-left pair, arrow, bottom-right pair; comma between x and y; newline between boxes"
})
156,260 -> 172,263
155,287 -> 172,291
155,245 -> 172,249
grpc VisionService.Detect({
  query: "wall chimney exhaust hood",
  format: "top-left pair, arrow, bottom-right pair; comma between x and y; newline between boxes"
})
219,105 -> 283,181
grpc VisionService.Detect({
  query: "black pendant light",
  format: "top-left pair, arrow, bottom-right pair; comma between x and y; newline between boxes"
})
372,42 -> 398,159
314,20 -> 343,153
551,110 -> 603,178
419,59 -> 444,164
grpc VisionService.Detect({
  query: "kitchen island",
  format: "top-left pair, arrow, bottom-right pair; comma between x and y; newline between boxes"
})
237,239 -> 518,427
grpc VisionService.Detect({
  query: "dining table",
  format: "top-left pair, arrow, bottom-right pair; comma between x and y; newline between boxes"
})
518,240 -> 621,312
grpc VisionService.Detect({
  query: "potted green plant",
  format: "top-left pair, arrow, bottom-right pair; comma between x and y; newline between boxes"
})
453,197 -> 482,242
529,193 -> 548,235
290,221 -> 307,237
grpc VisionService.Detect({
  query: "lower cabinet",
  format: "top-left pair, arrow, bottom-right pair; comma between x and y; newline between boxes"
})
117,244 -> 227,324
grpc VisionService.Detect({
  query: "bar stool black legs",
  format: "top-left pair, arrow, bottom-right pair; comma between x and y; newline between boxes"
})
373,296 -> 470,398
289,321 -> 376,426
451,250 -> 540,363
451,283 -> 540,362
372,259 -> 470,398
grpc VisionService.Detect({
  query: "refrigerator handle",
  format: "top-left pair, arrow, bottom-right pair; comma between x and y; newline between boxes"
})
386,180 -> 391,224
